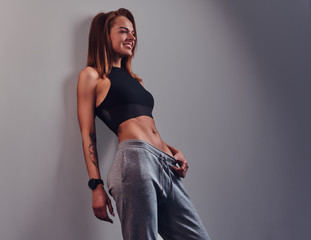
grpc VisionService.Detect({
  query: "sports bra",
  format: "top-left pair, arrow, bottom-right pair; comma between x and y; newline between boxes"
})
95,66 -> 154,135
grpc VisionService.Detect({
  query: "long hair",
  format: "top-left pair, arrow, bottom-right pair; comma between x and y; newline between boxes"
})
86,8 -> 142,83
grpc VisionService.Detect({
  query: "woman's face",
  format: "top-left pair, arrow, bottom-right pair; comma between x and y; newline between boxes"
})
109,16 -> 136,58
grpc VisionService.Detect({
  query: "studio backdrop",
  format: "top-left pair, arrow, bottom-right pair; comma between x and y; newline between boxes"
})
0,0 -> 310,239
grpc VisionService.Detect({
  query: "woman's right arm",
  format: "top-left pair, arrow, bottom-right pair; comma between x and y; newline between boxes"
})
77,67 -> 114,223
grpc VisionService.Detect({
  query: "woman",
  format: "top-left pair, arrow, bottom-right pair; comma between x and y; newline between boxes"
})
77,8 -> 211,240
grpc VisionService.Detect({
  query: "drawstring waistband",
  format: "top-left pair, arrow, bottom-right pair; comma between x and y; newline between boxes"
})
118,139 -> 177,200
159,155 -> 174,200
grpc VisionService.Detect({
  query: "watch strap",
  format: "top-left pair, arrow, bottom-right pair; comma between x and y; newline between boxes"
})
88,178 -> 104,190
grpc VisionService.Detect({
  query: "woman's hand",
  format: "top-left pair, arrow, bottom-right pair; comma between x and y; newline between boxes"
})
172,151 -> 189,178
92,186 -> 115,223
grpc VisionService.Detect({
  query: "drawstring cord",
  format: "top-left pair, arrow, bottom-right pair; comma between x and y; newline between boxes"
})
159,155 -> 174,200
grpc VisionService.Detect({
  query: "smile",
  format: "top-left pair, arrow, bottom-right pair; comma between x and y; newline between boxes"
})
124,43 -> 133,49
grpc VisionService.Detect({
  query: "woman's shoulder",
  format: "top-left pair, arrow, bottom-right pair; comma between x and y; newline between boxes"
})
77,67 -> 100,92
79,66 -> 100,81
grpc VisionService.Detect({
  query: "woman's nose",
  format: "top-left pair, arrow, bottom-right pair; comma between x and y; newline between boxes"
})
128,32 -> 136,40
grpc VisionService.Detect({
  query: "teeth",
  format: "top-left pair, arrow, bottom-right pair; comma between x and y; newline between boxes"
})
124,44 -> 132,49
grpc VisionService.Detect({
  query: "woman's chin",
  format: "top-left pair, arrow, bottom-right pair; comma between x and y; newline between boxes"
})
121,52 -> 133,57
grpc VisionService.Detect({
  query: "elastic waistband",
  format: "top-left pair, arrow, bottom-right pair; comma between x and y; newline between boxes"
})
118,139 -> 177,165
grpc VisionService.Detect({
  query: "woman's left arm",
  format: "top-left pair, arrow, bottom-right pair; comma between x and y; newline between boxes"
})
165,142 -> 189,178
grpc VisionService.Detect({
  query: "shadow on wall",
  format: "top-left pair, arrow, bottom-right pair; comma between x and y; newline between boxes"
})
22,16 -> 120,239
212,1 -> 311,239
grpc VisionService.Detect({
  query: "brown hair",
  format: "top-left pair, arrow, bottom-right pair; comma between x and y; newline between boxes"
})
86,8 -> 142,83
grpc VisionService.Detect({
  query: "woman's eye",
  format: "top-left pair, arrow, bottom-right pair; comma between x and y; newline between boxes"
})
120,31 -> 135,35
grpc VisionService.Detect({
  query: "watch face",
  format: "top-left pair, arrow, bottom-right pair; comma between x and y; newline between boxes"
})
88,179 -> 96,189
88,179 -> 103,189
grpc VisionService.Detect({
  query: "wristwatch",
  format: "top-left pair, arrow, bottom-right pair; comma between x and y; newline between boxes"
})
88,178 -> 104,190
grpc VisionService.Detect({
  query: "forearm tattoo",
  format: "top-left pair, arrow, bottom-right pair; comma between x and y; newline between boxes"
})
88,132 -> 99,169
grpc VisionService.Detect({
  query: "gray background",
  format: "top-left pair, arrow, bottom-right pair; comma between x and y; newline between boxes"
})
1,0 -> 310,239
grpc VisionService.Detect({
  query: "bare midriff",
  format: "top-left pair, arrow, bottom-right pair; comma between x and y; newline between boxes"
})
94,72 -> 172,157
117,115 -> 174,158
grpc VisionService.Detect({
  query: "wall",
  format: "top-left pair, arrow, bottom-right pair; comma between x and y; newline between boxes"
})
0,0 -> 310,239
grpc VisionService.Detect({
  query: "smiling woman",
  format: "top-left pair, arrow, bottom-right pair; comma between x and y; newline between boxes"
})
77,7 -> 211,240
109,17 -> 136,58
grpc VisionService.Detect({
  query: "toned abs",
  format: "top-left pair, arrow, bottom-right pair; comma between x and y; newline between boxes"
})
95,70 -> 173,158
117,116 -> 174,158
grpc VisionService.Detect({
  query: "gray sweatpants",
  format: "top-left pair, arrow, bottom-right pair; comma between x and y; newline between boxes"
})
107,139 -> 211,240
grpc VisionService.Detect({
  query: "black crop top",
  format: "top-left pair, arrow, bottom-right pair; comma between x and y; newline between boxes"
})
95,66 -> 154,135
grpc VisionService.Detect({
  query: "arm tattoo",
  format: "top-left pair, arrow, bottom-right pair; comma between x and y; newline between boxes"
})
88,132 -> 99,169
